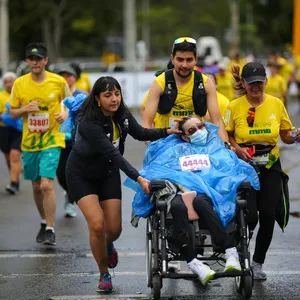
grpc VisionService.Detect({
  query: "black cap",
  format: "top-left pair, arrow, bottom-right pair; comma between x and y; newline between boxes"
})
25,43 -> 47,59
241,62 -> 266,84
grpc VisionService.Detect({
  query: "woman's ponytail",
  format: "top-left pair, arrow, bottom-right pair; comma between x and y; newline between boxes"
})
231,64 -> 246,96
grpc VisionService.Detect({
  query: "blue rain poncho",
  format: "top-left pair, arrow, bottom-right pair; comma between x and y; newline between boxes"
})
59,93 -> 87,140
1,102 -> 23,132
125,122 -> 260,227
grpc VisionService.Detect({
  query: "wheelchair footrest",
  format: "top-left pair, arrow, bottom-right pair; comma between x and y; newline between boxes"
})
162,269 -> 251,280
213,269 -> 251,279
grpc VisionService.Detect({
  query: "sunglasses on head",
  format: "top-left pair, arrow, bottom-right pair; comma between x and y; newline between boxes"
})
173,37 -> 197,46
186,122 -> 206,135
247,107 -> 256,127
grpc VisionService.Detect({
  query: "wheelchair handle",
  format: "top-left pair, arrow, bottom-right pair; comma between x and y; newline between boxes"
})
149,179 -> 167,193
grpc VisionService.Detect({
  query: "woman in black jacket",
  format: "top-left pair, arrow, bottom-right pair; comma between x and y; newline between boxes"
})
66,76 -> 180,293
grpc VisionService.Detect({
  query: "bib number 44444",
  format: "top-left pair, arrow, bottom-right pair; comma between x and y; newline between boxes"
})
179,154 -> 211,172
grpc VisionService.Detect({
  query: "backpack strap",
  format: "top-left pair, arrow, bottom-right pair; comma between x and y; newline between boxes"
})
157,70 -> 177,114
193,70 -> 207,117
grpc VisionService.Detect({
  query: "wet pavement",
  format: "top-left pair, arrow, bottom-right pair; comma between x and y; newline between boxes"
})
1,105 -> 300,300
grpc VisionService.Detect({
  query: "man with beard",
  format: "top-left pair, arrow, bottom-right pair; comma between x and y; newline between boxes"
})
142,37 -> 229,143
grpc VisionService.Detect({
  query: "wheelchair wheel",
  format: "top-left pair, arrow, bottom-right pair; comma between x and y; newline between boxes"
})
146,217 -> 153,288
152,273 -> 162,300
235,274 -> 253,299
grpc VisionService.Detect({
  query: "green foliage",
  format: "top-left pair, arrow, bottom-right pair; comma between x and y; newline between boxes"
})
7,0 -> 294,61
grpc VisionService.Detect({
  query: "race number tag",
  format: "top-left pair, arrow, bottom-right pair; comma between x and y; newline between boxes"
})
179,154 -> 210,172
112,138 -> 120,148
251,153 -> 269,166
28,113 -> 50,132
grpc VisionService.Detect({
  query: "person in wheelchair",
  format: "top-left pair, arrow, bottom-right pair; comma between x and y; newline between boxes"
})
127,114 -> 260,287
167,115 -> 243,285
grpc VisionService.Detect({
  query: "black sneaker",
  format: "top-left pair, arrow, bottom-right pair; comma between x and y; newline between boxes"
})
36,224 -> 46,243
5,183 -> 19,195
43,230 -> 56,246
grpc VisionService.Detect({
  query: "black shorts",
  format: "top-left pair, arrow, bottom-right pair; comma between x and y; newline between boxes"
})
66,151 -> 122,203
0,126 -> 22,154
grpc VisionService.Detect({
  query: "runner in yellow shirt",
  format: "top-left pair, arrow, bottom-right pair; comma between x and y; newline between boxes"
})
204,73 -> 230,122
265,63 -> 287,105
268,51 -> 293,85
216,63 -> 234,100
71,62 -> 92,94
10,42 -> 71,246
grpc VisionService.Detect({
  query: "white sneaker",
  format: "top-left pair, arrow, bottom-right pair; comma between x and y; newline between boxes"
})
168,261 -> 180,272
224,247 -> 241,272
188,258 -> 215,285
252,261 -> 267,280
64,193 -> 77,218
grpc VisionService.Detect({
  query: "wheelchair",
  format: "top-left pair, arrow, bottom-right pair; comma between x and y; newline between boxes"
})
146,179 -> 254,300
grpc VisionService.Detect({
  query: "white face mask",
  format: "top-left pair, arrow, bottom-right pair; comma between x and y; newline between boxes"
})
189,128 -> 208,145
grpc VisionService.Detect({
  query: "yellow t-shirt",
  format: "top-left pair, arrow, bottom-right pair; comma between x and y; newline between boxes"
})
269,57 -> 292,83
265,74 -> 287,103
154,71 -> 208,128
10,71 -> 71,151
280,61 -> 294,83
225,94 -> 293,168
204,91 -> 229,122
216,72 -> 234,100
74,73 -> 91,94
217,92 -> 230,119
0,89 -> 10,126
112,119 -> 120,148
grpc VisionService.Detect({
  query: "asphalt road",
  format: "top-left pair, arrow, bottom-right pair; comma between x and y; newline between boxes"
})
1,107 -> 300,300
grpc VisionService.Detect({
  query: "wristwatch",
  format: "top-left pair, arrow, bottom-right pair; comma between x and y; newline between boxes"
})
224,142 -> 232,149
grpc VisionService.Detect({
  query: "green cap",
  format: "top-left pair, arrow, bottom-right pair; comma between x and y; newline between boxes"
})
57,65 -> 77,77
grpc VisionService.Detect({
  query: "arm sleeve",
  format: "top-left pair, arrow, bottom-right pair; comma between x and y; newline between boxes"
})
127,111 -> 167,141
78,120 -> 140,181
10,83 -> 21,108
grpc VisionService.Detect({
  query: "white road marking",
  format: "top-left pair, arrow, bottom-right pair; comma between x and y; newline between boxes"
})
1,250 -> 300,259
2,270 -> 300,279
0,271 -> 146,279
49,295 -> 153,300
0,251 -> 146,258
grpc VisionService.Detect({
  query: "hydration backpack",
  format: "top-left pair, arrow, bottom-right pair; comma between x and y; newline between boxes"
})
157,70 -> 207,117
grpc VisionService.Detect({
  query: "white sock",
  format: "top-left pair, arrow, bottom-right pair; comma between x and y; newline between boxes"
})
41,219 -> 46,225
45,226 -> 54,233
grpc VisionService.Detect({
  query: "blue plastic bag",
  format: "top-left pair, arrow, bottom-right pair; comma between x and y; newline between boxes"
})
59,93 -> 87,135
125,122 -> 260,227
2,102 -> 23,132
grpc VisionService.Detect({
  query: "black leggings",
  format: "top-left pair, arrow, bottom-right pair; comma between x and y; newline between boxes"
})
170,193 -> 235,262
246,159 -> 283,264
56,144 -> 73,203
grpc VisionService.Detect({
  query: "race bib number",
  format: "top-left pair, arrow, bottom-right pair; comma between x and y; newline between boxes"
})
179,154 -> 210,172
251,153 -> 269,166
112,138 -> 120,148
169,117 -> 180,128
28,113 -> 50,133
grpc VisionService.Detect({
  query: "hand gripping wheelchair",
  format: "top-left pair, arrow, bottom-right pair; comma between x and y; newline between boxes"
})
146,179 -> 254,300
